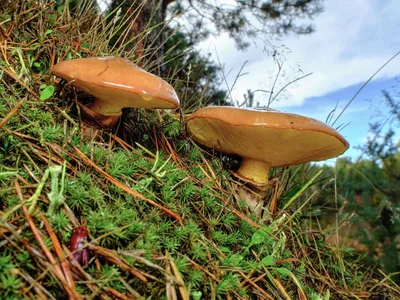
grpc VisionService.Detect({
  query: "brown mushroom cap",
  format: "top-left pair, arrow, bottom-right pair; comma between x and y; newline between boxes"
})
52,56 -> 179,126
186,106 -> 349,186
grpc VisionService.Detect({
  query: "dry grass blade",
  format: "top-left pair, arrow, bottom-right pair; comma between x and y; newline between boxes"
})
103,287 -> 130,300
14,181 -> 81,299
62,245 -> 115,300
88,244 -> 148,283
169,256 -> 189,300
165,257 -> 178,300
40,215 -> 76,294
239,272 -> 274,300
0,96 -> 25,131
13,268 -> 54,299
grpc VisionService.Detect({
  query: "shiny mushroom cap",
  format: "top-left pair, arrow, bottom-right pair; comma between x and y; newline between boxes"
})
186,106 -> 349,187
52,56 -> 180,127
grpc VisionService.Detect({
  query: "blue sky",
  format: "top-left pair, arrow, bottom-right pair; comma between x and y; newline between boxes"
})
289,77 -> 400,161
194,0 -> 400,162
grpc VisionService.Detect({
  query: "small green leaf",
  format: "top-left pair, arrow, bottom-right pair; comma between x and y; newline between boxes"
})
298,260 -> 305,274
40,85 -> 54,100
219,246 -> 231,253
39,84 -> 47,90
57,4 -> 65,14
45,29 -> 53,36
247,228 -> 271,249
191,291 -> 202,300
261,255 -> 275,266
324,289 -> 330,300
276,267 -> 291,277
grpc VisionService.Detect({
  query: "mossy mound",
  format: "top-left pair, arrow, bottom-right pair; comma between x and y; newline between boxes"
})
0,1 -> 398,299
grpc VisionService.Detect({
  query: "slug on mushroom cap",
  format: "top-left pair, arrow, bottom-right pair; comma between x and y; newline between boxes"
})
52,56 -> 180,128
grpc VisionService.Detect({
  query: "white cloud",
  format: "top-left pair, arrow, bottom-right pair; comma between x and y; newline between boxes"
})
197,0 -> 400,108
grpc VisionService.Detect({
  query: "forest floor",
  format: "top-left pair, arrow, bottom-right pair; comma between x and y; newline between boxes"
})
0,1 -> 399,299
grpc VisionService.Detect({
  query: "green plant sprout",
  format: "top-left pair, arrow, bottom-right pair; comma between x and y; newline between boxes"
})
281,169 -> 323,211
26,169 -> 50,214
26,161 -> 66,215
150,151 -> 172,178
47,161 -> 67,216
39,84 -> 55,101
13,47 -> 29,79
136,151 -> 172,191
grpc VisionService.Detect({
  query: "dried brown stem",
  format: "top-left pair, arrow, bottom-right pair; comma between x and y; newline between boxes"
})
0,96 -> 25,130
16,181 -> 81,300
88,244 -> 148,283
41,215 -> 76,295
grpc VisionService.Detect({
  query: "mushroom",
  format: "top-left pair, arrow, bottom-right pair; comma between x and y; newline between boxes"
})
186,106 -> 349,212
52,56 -> 179,128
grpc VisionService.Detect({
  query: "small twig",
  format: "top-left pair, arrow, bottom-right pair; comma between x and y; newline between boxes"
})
226,204 -> 279,240
165,256 -> 178,300
63,245 -> 113,300
214,48 -> 248,105
271,72 -> 313,104
118,250 -> 164,272
103,287 -> 130,300
0,96 -> 25,130
239,272 -> 274,300
13,268 -> 54,300
88,244 -> 149,283
41,215 -> 76,294
169,256 -> 189,300
268,60 -> 283,106
0,65 -> 37,97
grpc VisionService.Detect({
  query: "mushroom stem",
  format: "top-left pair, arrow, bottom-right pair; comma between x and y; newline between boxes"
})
233,158 -> 271,189
236,188 -> 266,216
88,98 -> 120,115
79,101 -> 121,128
232,158 -> 270,215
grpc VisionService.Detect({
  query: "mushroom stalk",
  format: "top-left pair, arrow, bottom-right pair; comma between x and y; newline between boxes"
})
233,158 -> 271,189
79,102 -> 122,128
87,97 -> 118,115
233,158 -> 270,214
